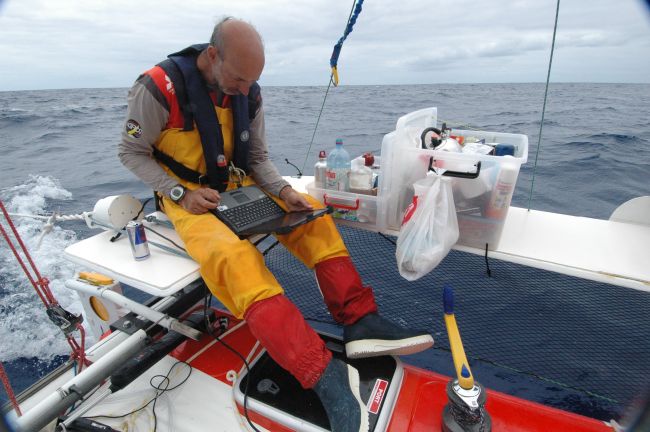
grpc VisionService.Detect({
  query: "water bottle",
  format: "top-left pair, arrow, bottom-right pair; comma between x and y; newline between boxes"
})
326,138 -> 351,191
314,150 -> 327,189
349,156 -> 373,193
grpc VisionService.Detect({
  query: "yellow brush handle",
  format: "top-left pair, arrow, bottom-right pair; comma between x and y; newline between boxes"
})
444,313 -> 475,390
78,271 -> 114,286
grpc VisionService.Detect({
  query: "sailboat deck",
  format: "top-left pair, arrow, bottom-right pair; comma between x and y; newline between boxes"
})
458,206 -> 650,291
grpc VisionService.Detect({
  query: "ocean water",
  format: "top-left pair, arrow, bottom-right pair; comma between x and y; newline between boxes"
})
0,84 -> 649,419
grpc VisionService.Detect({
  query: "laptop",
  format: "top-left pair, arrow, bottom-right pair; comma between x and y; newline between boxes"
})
210,185 -> 330,238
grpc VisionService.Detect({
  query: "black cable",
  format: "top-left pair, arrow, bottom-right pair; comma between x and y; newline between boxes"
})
378,232 -> 397,246
484,243 -> 492,277
148,368 -> 181,432
83,360 -> 192,426
108,197 -> 152,244
284,158 -> 303,177
203,286 -> 262,432
148,366 -> 193,432
144,225 -> 187,253
132,196 -> 187,253
135,198 -> 153,220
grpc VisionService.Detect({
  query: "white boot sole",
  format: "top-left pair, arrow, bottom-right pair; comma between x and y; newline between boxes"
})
346,364 -> 370,432
345,335 -> 434,359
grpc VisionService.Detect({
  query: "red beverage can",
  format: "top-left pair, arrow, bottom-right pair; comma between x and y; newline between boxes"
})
126,221 -> 150,261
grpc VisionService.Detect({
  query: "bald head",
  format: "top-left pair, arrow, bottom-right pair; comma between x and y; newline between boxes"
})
211,19 -> 264,57
201,18 -> 265,95
210,18 -> 264,77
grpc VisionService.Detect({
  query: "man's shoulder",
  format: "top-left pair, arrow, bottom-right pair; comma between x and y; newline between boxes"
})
132,64 -> 182,119
140,65 -> 175,99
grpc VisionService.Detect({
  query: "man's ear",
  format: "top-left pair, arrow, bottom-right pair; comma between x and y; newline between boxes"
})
206,45 -> 218,62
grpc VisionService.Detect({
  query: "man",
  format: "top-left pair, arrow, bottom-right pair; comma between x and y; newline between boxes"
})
119,17 -> 433,432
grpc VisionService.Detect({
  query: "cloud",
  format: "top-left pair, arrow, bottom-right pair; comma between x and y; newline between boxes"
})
0,0 -> 649,90
402,28 -> 634,72
556,31 -> 629,48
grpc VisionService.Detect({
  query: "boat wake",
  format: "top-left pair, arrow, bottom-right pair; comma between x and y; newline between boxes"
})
0,175 -> 89,362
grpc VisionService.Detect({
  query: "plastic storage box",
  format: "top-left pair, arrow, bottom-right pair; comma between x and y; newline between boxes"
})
306,107 -> 528,249
306,184 -> 382,230
306,156 -> 382,231
379,108 -> 528,249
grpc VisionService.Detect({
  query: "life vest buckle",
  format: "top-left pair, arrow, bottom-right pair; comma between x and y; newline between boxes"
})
198,174 -> 210,186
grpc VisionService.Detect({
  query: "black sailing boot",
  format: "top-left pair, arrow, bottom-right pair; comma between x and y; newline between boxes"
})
313,358 -> 369,432
344,313 -> 434,359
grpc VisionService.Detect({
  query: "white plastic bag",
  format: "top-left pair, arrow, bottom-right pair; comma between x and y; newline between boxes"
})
396,170 -> 459,281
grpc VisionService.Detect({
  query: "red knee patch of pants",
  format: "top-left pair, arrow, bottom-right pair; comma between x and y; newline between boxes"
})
244,295 -> 332,389
315,256 -> 378,325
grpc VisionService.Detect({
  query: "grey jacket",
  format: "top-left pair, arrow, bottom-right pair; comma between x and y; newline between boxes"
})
118,78 -> 289,198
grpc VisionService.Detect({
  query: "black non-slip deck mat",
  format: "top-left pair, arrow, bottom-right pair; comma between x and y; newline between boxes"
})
264,225 -> 650,420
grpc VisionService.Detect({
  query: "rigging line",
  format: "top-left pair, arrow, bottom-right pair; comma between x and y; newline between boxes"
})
0,200 -> 56,305
0,362 -> 21,416
528,0 -> 561,211
299,0 -> 360,175
300,76 -> 334,174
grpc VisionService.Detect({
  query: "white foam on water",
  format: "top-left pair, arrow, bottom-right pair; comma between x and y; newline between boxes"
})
0,175 -> 94,362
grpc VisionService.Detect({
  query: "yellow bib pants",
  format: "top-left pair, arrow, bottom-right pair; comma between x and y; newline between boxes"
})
161,183 -> 348,319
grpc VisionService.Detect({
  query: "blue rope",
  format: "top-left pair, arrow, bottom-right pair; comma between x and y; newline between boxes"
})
528,0 -> 561,211
300,0 -> 365,174
330,0 -> 365,69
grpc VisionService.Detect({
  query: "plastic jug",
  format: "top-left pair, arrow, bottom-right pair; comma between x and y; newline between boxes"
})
349,156 -> 374,193
326,138 -> 351,191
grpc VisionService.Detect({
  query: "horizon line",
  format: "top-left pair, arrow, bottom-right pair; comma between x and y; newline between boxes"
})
2,81 -> 650,93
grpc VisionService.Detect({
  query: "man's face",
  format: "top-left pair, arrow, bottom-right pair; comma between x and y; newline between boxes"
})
209,46 -> 262,96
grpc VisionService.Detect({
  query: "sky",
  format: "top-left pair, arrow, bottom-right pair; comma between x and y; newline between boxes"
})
1,0 -> 649,91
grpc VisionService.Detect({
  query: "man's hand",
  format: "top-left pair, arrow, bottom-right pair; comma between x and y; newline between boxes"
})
279,186 -> 313,212
180,187 -> 221,214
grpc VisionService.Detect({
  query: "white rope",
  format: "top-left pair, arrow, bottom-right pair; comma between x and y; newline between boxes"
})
36,214 -> 57,248
5,212 -> 86,249
53,214 -> 86,221
7,212 -> 86,222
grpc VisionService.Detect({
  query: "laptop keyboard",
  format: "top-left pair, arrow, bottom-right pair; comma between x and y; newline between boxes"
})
219,198 -> 285,230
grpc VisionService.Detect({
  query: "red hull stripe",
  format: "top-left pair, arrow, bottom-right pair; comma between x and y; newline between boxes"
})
170,311 -> 612,432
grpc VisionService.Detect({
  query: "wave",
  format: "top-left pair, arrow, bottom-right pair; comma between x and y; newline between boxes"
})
573,133 -> 642,145
0,112 -> 43,123
491,111 -> 520,117
38,104 -> 123,117
592,133 -> 640,143
572,153 -> 602,163
0,175 -> 89,362
552,105 -> 619,116
564,140 -> 607,150
35,133 -> 66,142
